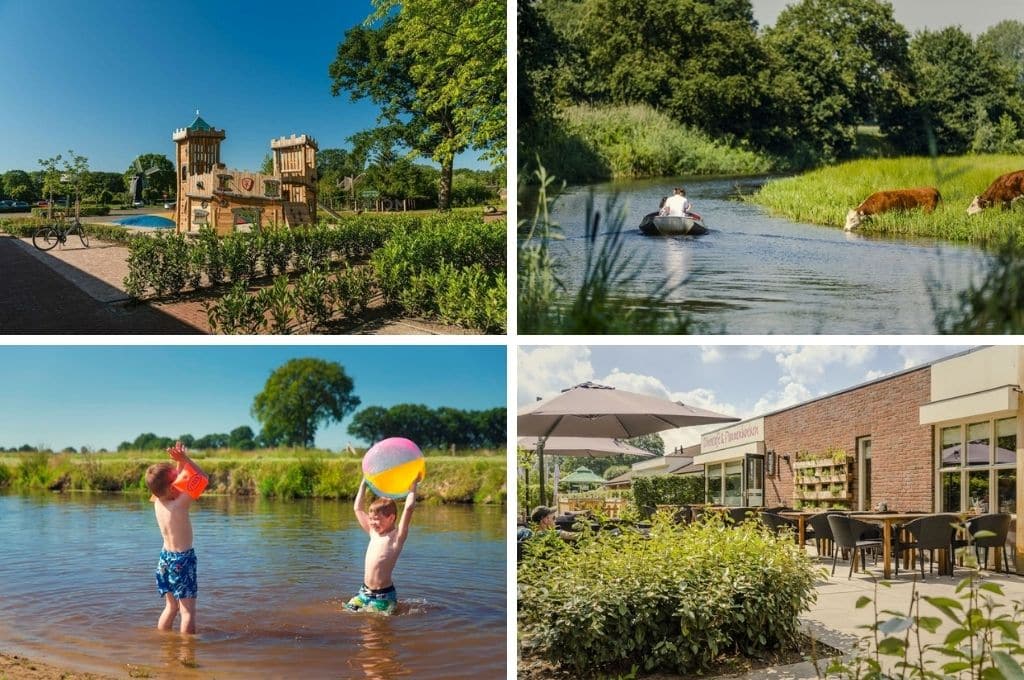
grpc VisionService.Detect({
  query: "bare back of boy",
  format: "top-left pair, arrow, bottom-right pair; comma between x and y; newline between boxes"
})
154,493 -> 195,552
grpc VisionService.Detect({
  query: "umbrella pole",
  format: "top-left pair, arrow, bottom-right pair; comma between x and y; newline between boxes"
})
553,458 -> 560,512
538,438 -> 546,508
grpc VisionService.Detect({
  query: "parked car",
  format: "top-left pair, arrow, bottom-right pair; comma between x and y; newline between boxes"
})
133,200 -> 145,208
163,201 -> 175,209
11,201 -> 30,211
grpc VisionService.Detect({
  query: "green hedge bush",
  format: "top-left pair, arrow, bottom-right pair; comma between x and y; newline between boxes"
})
632,474 -> 705,513
518,513 -> 818,675
31,205 -> 110,218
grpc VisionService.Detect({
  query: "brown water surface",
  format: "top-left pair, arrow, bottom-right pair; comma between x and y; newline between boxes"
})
0,493 -> 506,678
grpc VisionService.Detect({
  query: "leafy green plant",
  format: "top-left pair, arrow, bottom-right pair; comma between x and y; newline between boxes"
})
257,274 -> 295,334
631,475 -> 705,513
518,513 -> 818,675
203,281 -> 267,334
293,266 -> 333,330
332,265 -> 374,318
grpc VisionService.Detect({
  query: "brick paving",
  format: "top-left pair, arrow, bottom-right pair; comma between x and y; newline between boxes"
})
0,236 -> 202,334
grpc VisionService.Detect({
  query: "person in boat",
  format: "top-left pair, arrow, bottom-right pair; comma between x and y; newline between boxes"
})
660,187 -> 692,217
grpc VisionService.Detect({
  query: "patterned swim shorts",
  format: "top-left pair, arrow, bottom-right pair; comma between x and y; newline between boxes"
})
155,548 -> 197,599
344,584 -> 397,614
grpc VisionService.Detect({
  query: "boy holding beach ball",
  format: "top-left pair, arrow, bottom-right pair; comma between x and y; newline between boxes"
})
144,441 -> 208,634
346,438 -> 425,615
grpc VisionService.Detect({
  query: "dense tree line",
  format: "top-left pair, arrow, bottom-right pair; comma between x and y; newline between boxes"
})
521,0 -> 1024,167
347,404 -> 506,450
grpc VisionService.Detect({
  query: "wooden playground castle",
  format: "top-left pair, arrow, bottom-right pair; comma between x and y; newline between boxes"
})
172,114 -> 318,235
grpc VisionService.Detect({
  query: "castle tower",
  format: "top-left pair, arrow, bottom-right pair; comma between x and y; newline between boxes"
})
270,133 -> 319,225
172,113 -> 226,231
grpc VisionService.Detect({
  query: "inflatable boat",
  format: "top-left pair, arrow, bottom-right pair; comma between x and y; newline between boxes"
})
638,211 -> 708,236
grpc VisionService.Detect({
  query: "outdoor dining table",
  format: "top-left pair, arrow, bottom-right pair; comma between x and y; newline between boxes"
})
855,513 -> 943,579
778,510 -> 817,546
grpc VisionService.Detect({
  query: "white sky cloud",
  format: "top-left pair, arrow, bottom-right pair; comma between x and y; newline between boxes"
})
517,346 -> 593,405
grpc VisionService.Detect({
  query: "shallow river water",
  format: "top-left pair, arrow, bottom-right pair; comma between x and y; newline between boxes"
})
533,176 -> 990,333
0,493 -> 505,679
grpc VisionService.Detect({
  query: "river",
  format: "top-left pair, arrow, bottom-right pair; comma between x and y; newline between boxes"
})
533,176 -> 989,333
0,493 -> 505,679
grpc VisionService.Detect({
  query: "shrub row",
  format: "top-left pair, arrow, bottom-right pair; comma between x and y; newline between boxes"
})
0,217 -> 141,245
518,513 -> 818,675
631,474 -> 705,512
0,453 -> 506,504
371,217 -> 507,332
204,267 -> 374,334
31,205 -> 110,218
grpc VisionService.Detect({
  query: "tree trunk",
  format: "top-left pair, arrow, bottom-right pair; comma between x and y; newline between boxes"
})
438,153 -> 454,211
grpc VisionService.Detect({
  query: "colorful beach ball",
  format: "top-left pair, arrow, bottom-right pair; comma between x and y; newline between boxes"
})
362,437 -> 425,499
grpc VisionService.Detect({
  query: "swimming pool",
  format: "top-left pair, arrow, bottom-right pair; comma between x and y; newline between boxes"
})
113,215 -> 176,228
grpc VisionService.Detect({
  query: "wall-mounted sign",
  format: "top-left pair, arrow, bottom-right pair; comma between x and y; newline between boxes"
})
241,177 -> 254,191
701,418 -> 765,453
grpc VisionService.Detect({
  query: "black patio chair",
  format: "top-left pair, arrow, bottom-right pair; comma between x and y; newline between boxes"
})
828,514 -> 882,579
807,512 -> 837,561
727,507 -> 756,524
690,506 -> 706,523
967,513 -> 1013,574
895,514 -> 959,579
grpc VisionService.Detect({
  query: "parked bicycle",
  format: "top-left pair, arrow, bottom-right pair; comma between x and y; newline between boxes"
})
33,212 -> 89,250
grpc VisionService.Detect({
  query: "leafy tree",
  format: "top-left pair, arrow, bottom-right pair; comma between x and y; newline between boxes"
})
518,0 -> 562,148
627,433 -> 665,456
603,464 -> 630,480
123,154 -> 175,201
978,20 -> 1024,87
329,0 -> 505,209
897,27 -> 1016,154
38,151 -> 90,206
317,148 -> 367,205
1,170 -> 35,200
347,405 -> 389,444
194,433 -> 229,450
260,153 -> 274,174
228,426 -> 257,451
252,358 -> 360,448
177,434 -> 196,448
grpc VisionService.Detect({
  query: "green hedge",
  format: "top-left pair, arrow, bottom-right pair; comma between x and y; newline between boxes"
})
1,217 -> 140,245
31,205 -> 110,218
632,474 -> 705,513
518,513 -> 818,675
371,215 -> 506,332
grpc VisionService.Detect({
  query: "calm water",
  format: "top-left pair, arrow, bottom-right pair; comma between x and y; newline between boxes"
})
534,176 -> 990,333
0,493 -> 505,679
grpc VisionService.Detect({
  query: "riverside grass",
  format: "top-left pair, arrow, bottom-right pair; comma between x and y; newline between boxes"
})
752,155 -> 1024,243
0,450 -> 505,504
531,103 -> 774,183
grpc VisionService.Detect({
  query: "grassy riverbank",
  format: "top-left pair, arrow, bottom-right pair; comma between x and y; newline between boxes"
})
752,155 -> 1024,242
526,104 -> 776,183
0,449 -> 506,504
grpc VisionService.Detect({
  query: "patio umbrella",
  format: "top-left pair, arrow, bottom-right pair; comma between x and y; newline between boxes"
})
516,436 -> 656,458
518,381 -> 739,506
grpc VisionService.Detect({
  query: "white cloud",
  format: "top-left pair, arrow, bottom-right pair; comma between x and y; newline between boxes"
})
700,346 -> 771,364
517,346 -> 594,406
752,380 -> 813,416
863,369 -> 889,381
773,346 -> 877,385
899,346 -> 969,369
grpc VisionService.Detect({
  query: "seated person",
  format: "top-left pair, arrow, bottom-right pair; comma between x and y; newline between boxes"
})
529,506 -> 579,541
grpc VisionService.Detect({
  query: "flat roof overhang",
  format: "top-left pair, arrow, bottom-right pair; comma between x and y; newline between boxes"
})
919,385 -> 1020,425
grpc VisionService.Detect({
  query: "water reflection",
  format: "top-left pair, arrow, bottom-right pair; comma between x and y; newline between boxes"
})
347,615 -> 410,679
527,175 -> 989,333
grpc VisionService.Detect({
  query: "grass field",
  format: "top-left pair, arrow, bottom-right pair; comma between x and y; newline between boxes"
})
752,155 -> 1024,243
0,449 -> 506,504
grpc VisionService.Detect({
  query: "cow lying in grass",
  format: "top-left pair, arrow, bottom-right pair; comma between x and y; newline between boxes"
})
967,169 -> 1024,214
844,187 -> 941,231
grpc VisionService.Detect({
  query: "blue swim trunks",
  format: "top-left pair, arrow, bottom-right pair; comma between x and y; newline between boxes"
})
155,548 -> 197,600
345,584 -> 397,614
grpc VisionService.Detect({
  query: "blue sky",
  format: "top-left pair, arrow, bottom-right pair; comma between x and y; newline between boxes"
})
0,345 -> 506,451
519,345 -> 972,451
0,0 -> 493,174
752,0 -> 1021,35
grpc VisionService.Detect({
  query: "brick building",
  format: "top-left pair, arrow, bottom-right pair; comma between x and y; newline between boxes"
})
693,346 -> 1022,568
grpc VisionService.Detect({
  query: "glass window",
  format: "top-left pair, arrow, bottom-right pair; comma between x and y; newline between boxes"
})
746,456 -> 764,507
967,470 -> 991,512
996,417 -> 1017,465
940,426 -> 962,467
724,461 -> 743,507
997,468 -> 1016,515
941,471 -> 961,512
707,464 -> 722,505
967,422 -> 991,467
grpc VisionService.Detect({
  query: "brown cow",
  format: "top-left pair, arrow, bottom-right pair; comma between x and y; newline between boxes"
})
967,169 -> 1024,214
844,187 -> 941,231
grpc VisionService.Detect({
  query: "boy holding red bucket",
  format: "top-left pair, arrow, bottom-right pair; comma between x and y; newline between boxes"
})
145,441 -> 208,634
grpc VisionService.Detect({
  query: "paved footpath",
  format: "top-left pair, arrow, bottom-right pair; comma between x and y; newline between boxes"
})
0,236 -> 201,334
